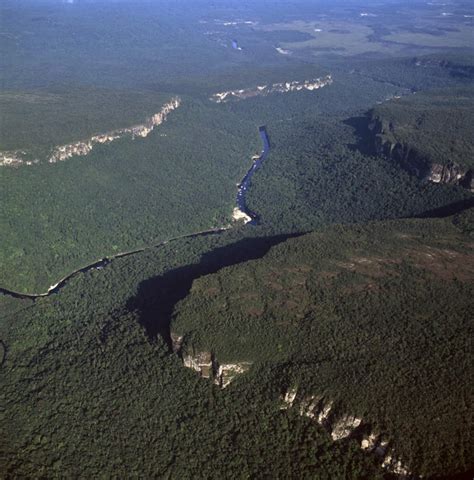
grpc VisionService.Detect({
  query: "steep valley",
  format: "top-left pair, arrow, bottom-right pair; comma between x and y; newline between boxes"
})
1,1 -> 473,477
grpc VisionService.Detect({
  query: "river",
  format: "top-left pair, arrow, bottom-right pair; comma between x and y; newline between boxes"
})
236,126 -> 270,223
0,126 -> 271,300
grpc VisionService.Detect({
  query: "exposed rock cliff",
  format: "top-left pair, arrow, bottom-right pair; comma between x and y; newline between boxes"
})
210,75 -> 332,103
214,362 -> 253,388
0,97 -> 181,167
280,386 -> 412,478
171,334 -> 252,388
48,97 -> 181,163
0,150 -> 37,167
368,113 -> 473,191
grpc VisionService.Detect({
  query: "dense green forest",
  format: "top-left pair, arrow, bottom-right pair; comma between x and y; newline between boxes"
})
1,212 -> 472,478
0,88 -> 171,153
338,53 -> 474,92
0,98 -> 260,292
244,107 -> 471,232
172,215 -> 474,478
1,0 -> 473,477
1,0 -> 473,293
369,86 -> 474,169
2,67 -> 472,292
1,223 -> 391,479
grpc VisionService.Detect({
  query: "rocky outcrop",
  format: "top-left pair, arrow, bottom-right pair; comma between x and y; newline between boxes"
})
427,162 -> 473,189
383,454 -> 411,477
215,362 -> 253,388
0,97 -> 181,167
368,114 -> 473,190
171,333 -> 184,354
0,150 -> 39,167
183,350 -> 214,379
172,335 -> 252,388
360,432 -> 379,451
210,75 -> 332,103
48,97 -> 181,163
280,387 -> 298,409
280,386 -> 412,478
232,207 -> 252,224
330,414 -> 363,441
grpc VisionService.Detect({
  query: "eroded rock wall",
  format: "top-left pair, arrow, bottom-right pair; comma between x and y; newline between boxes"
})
368,114 -> 473,191
172,335 -> 252,388
0,97 -> 181,167
280,386 -> 412,478
210,75 -> 333,103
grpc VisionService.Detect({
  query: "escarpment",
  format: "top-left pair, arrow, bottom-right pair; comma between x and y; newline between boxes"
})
171,333 -> 252,388
366,87 -> 474,192
210,75 -> 333,103
368,113 -> 473,190
0,97 -> 181,167
280,386 -> 412,478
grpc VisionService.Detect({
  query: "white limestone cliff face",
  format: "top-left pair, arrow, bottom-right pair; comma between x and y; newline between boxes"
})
331,414 -> 363,441
173,336 -> 252,388
317,399 -> 333,425
0,150 -> 36,167
280,387 -> 298,409
360,432 -> 379,451
279,386 -> 412,478
426,162 -> 473,190
210,75 -> 333,103
48,97 -> 181,163
0,97 -> 181,167
183,351 -> 214,379
214,362 -> 253,388
382,455 -> 411,477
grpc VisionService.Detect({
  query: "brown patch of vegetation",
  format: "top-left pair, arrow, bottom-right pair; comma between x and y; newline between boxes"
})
405,246 -> 474,281
202,286 -> 220,297
318,271 -> 339,280
245,306 -> 265,316
334,255 -> 400,279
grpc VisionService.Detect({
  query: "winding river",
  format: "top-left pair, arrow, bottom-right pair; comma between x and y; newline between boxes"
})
0,126 -> 271,300
236,126 -> 270,223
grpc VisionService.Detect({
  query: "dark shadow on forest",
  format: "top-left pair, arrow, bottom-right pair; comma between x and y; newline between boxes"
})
413,197 -> 474,218
0,340 -> 6,368
343,115 -> 376,156
127,233 -> 303,349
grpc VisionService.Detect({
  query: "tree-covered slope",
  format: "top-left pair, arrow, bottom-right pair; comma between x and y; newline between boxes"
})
0,98 -> 260,293
3,74 -> 472,292
0,88 -> 171,155
172,214 -> 474,478
369,86 -> 474,171
1,225 -> 391,479
244,110 -> 471,232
